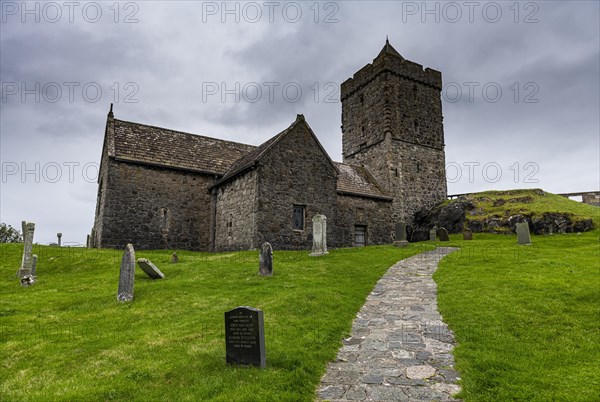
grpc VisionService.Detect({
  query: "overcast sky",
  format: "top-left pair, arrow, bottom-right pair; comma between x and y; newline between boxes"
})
1,0 -> 599,244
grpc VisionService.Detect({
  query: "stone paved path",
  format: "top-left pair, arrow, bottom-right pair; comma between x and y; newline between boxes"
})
316,248 -> 461,402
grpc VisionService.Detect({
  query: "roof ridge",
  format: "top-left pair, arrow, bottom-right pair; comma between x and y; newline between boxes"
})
114,118 -> 256,149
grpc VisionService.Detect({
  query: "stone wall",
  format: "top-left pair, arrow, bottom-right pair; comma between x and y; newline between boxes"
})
335,194 -> 393,246
95,159 -> 213,250
393,140 -> 447,223
91,141 -> 110,248
254,120 -> 339,250
582,192 -> 600,206
213,170 -> 258,251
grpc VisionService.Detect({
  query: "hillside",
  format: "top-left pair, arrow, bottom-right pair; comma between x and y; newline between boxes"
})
411,189 -> 599,239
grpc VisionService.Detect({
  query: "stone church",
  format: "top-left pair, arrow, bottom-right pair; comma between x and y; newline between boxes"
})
91,40 -> 447,251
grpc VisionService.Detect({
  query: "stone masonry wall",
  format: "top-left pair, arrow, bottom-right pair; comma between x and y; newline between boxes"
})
97,159 -> 213,250
213,169 -> 258,251
92,143 -> 110,247
393,140 -> 447,222
255,121 -> 339,250
582,192 -> 600,206
335,194 -> 393,246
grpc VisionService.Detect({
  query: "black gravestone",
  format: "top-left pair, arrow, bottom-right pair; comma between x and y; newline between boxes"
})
225,306 -> 266,368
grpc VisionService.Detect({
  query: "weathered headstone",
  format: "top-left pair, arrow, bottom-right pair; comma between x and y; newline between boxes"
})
117,244 -> 136,302
395,222 -> 407,241
225,306 -> 266,368
462,228 -> 473,240
17,222 -> 36,279
31,254 -> 38,276
57,233 -> 62,247
516,222 -> 532,245
429,227 -> 437,242
171,252 -> 179,263
437,227 -> 449,242
137,258 -> 165,279
310,214 -> 328,256
259,242 -> 273,276
394,222 -> 409,248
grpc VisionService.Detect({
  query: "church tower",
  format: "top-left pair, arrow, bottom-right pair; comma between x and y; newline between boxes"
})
341,40 -> 447,224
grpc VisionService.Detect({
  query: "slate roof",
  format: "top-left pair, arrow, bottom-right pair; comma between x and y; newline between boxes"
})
110,118 -> 256,175
107,115 -> 390,200
335,162 -> 392,200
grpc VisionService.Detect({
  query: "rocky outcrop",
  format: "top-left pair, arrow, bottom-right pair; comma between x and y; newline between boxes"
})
409,196 -> 595,239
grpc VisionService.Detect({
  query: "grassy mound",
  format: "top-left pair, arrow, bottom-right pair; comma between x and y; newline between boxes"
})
447,189 -> 598,234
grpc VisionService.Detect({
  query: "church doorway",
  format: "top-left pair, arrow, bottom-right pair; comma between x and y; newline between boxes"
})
354,225 -> 367,247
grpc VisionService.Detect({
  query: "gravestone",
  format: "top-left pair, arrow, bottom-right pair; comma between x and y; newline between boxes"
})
117,244 -> 136,302
462,228 -> 473,240
31,254 -> 38,276
429,227 -> 437,242
57,233 -> 62,247
516,222 -> 532,245
259,242 -> 273,276
437,227 -> 449,242
137,258 -> 165,279
17,222 -> 36,279
225,306 -> 266,368
394,222 -> 409,248
171,252 -> 179,263
310,214 -> 328,256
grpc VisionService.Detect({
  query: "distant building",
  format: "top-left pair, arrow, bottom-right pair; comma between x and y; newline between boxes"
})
91,41 -> 447,251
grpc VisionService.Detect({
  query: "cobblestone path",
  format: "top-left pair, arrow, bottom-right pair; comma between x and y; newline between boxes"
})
316,247 -> 461,402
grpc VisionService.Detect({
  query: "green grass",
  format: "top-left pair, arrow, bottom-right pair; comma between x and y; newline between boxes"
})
452,189 -> 599,231
2,192 -> 599,401
0,243 -> 432,401
434,230 -> 600,401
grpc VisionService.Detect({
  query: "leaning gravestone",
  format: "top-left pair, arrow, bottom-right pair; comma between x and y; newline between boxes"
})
259,242 -> 273,276
117,244 -> 136,302
225,306 -> 266,368
310,215 -> 328,256
463,228 -> 473,240
17,222 -> 36,279
394,222 -> 409,248
437,227 -> 450,242
171,252 -> 179,263
429,227 -> 437,242
516,222 -> 532,245
137,258 -> 165,279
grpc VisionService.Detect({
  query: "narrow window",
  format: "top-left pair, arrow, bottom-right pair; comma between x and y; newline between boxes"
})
414,120 -> 420,134
227,214 -> 233,236
160,208 -> 170,232
354,225 -> 367,247
293,205 -> 305,231
413,85 -> 418,101
416,162 -> 421,173
96,178 -> 103,216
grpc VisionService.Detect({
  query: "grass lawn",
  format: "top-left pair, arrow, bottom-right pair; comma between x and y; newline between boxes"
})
435,230 -> 600,401
0,242 -> 432,401
2,225 -> 599,400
